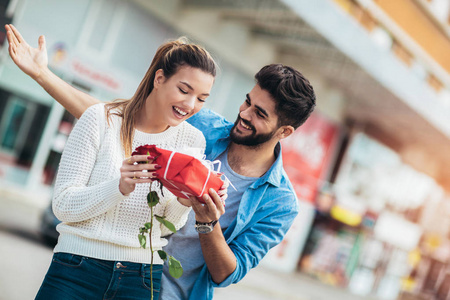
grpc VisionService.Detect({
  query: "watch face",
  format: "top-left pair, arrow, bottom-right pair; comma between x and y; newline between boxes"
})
196,225 -> 212,234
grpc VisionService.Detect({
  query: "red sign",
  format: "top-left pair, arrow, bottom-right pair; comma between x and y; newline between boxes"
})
282,112 -> 340,203
71,59 -> 121,92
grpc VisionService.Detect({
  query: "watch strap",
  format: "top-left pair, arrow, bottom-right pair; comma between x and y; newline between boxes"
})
195,220 -> 218,227
194,220 -> 218,234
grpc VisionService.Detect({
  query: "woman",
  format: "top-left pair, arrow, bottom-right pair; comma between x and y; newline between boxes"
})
7,24 -> 225,300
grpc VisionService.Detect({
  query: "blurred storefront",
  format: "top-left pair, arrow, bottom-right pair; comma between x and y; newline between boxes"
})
263,0 -> 450,298
297,132 -> 447,299
262,111 -> 342,272
1,0 -> 450,299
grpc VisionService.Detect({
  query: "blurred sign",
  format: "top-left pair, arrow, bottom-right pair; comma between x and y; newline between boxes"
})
49,42 -> 68,68
374,212 -> 422,251
70,59 -> 121,92
282,112 -> 340,203
330,205 -> 362,227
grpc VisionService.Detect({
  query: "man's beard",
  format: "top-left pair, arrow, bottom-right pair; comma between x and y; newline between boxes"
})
230,116 -> 276,147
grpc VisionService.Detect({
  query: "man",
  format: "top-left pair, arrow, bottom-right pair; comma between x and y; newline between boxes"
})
6,24 -> 316,299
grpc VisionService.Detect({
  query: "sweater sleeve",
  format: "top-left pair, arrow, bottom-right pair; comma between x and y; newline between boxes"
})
52,104 -> 128,222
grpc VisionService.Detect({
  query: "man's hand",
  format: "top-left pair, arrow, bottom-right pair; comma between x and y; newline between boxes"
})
193,187 -> 236,284
190,188 -> 225,223
5,24 -> 48,80
217,180 -> 229,204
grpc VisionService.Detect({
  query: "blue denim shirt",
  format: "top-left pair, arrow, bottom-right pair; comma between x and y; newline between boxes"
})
187,109 -> 300,300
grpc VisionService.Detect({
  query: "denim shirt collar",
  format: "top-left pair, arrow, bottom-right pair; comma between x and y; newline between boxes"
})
210,136 -> 230,161
250,143 -> 283,189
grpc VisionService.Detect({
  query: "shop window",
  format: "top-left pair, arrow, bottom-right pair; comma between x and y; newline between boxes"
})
0,90 -> 50,183
0,93 -> 37,158
42,110 -> 75,186
16,104 -> 50,167
299,215 -> 359,288
77,0 -> 123,62
0,97 -> 26,150
0,89 -> 7,115
0,92 -> 50,162
86,1 -> 117,52
0,0 -> 13,47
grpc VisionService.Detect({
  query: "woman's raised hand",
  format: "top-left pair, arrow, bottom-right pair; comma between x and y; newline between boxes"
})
118,155 -> 159,195
5,24 -> 48,80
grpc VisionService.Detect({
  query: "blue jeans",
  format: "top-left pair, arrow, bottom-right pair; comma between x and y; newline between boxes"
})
35,252 -> 162,300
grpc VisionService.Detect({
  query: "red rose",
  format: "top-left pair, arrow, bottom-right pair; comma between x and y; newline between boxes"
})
132,144 -> 159,157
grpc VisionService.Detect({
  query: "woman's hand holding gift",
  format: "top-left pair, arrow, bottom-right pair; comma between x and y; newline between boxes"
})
118,155 -> 160,195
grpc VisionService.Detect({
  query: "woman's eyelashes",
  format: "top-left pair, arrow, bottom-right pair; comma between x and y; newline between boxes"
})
178,87 -> 206,102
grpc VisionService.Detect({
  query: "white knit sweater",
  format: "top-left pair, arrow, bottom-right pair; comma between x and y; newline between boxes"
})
53,103 -> 206,264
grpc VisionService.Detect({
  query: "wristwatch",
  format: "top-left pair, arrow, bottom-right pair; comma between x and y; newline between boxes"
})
195,220 -> 218,234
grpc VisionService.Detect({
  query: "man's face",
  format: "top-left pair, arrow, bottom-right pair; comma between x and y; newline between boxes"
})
230,85 -> 280,147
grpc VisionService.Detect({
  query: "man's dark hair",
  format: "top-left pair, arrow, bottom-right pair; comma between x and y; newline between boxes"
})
255,64 -> 316,129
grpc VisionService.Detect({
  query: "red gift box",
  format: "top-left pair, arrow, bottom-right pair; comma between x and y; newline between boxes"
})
132,145 -> 224,203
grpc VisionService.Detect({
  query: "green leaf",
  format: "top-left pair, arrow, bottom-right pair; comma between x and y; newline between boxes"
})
144,222 -> 152,230
147,191 -> 159,207
157,250 -> 167,261
168,256 -> 183,278
138,234 -> 146,249
139,227 -> 148,234
155,215 -> 176,233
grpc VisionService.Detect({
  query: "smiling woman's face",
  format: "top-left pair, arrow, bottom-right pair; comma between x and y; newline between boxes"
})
149,66 -> 214,130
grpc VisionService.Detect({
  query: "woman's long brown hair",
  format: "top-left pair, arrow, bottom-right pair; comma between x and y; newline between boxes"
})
104,37 -> 217,157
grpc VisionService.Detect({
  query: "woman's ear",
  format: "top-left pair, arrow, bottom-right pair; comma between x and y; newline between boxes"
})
153,69 -> 165,89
